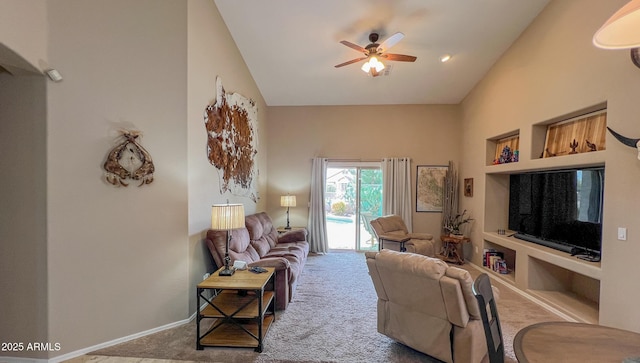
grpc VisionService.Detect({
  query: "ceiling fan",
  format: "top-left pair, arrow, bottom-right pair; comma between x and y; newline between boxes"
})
335,32 -> 417,77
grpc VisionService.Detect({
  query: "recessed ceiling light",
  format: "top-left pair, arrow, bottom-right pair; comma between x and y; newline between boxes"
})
440,54 -> 451,63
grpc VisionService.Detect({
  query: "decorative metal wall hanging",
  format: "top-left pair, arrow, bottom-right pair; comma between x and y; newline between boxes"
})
103,130 -> 154,187
204,76 -> 258,202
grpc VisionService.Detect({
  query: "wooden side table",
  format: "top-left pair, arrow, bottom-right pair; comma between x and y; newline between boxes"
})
196,267 -> 276,352
439,235 -> 470,264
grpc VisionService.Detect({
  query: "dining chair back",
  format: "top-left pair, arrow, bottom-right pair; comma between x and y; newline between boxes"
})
473,273 -> 504,363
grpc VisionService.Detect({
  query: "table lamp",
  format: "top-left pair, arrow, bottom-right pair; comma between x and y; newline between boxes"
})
280,195 -> 296,229
593,0 -> 640,68
211,202 -> 245,276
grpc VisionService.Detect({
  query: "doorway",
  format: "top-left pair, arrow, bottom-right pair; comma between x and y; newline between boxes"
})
325,162 -> 382,251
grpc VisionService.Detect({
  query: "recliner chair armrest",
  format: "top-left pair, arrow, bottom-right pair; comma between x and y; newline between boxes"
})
405,239 -> 436,257
378,234 -> 410,242
407,232 -> 433,240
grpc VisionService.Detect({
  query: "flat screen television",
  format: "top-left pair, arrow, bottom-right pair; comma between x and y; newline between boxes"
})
508,167 -> 604,261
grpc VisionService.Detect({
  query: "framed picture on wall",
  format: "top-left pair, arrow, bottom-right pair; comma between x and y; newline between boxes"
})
464,178 -> 474,197
416,165 -> 447,212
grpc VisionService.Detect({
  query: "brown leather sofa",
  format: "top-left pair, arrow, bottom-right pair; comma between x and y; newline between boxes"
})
366,249 -> 490,363
370,214 -> 435,256
206,212 -> 309,310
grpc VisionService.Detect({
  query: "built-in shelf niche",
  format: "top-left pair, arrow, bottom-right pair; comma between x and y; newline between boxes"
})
486,130 -> 519,166
527,257 -> 600,324
481,103 -> 608,324
483,239 -> 516,285
532,103 -> 607,160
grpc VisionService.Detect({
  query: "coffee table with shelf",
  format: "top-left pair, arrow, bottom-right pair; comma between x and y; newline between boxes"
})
196,267 -> 276,352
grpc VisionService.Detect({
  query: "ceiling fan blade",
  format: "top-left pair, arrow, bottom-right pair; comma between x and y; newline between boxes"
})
378,32 -> 405,53
381,53 -> 417,62
334,57 -> 368,68
339,40 -> 367,53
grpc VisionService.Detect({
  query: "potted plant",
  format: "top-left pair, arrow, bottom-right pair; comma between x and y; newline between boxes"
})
443,210 -> 473,237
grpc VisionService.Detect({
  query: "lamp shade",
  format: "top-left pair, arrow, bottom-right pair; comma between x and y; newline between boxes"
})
280,195 -> 296,207
211,203 -> 245,230
593,0 -> 640,49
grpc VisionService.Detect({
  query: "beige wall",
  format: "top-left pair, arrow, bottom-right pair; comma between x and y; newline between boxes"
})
187,0 -> 268,315
0,0 -> 47,72
460,0 -> 640,331
266,105 -> 461,237
45,0 -> 189,356
1,0 -> 267,359
0,1 -> 50,359
0,72 -> 48,357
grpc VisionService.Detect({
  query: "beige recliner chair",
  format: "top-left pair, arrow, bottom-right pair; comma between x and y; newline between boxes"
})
370,214 -> 435,256
365,249 -> 490,363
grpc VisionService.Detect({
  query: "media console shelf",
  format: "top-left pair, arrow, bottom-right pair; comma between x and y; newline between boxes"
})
480,104 -> 607,325
483,232 -> 600,324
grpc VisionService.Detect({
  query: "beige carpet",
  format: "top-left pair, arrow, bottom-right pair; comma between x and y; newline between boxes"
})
79,251 -> 563,363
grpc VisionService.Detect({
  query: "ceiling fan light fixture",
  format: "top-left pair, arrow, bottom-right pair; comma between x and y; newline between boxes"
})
361,56 -> 385,74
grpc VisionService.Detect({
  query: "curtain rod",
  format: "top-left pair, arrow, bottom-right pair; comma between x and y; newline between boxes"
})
325,158 -> 383,162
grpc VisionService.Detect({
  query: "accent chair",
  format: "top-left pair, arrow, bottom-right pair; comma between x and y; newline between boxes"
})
369,214 -> 435,256
366,249 -> 494,363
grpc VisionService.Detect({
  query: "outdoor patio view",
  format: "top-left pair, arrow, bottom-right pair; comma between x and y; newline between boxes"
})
325,166 -> 382,251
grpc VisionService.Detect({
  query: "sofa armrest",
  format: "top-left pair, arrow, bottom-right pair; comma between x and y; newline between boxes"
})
278,228 -> 308,243
248,257 -> 291,271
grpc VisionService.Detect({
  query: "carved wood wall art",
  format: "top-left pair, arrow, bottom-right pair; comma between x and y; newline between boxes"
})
103,130 -> 154,187
204,77 -> 258,202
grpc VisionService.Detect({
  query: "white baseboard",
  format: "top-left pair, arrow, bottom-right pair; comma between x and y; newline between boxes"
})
0,317 -> 199,363
49,317 -> 191,363
0,357 -> 48,363
45,301 -> 210,363
0,298 -> 212,363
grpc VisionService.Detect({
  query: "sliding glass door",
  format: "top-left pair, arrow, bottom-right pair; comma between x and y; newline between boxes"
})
325,162 -> 382,251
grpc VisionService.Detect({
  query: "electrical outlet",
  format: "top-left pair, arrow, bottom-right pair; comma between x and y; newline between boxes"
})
475,246 -> 478,253
203,273 -> 211,280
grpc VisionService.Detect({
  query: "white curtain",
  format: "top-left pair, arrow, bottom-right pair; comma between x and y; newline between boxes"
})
307,157 -> 328,253
382,157 -> 413,232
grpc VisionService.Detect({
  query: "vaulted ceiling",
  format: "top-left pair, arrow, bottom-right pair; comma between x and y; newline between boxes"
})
214,0 -> 550,106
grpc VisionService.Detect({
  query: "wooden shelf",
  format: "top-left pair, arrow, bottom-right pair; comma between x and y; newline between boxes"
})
197,268 -> 275,352
201,291 -> 274,318
200,314 -> 275,348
